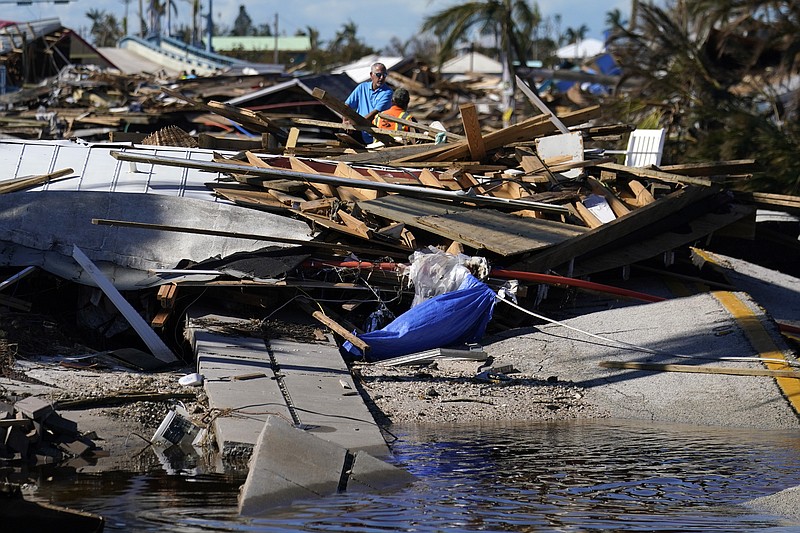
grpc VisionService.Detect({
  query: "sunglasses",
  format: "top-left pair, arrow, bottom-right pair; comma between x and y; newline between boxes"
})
372,72 -> 387,78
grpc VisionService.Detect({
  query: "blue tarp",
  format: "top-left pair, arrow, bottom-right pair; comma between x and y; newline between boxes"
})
342,274 -> 497,362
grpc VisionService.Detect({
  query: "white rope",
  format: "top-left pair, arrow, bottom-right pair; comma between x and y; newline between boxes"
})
497,295 -> 799,368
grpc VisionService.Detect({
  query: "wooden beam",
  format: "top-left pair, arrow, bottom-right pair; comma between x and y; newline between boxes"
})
295,297 -> 370,355
597,162 -> 715,187
375,112 -> 463,141
600,360 -> 800,379
0,168 -> 74,194
511,186 -> 718,273
460,103 -> 487,161
310,87 -> 398,146
586,177 -> 630,218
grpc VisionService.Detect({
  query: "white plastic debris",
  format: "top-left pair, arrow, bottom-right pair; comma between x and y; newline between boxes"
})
178,373 -> 204,387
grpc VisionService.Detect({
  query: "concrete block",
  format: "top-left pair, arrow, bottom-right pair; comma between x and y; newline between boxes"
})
238,415 -> 347,516
44,413 -> 79,437
14,396 -> 53,421
347,450 -> 415,493
5,427 -> 29,456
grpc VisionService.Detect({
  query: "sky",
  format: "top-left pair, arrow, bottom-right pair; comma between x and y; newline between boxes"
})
2,0 -> 630,51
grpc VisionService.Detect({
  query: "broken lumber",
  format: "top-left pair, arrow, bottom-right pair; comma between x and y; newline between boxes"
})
600,361 -> 800,379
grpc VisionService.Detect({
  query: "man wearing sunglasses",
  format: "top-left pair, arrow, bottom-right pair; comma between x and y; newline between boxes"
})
344,62 -> 393,144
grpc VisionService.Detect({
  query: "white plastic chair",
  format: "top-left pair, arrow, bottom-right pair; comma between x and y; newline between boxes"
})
605,128 -> 666,167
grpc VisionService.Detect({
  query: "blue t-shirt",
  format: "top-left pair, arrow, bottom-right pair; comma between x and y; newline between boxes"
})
345,81 -> 393,143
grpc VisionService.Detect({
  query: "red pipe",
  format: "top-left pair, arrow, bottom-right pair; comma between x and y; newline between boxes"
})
778,322 -> 800,334
302,261 -> 800,329
301,260 -> 665,303
303,259 -> 401,271
489,268 -> 667,303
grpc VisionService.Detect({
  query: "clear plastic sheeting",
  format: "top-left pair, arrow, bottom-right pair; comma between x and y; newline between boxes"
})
407,247 -> 489,307
343,250 -> 496,362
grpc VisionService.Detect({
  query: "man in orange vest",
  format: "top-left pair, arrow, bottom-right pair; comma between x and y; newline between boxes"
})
373,87 -> 417,132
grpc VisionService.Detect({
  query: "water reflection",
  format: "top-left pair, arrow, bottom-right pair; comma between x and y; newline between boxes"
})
25,419 -> 800,531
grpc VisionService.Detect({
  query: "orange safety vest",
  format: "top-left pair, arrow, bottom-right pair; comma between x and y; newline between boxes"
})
374,106 -> 414,131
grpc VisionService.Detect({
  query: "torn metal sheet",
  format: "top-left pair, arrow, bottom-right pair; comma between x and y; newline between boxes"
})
0,191 -> 313,289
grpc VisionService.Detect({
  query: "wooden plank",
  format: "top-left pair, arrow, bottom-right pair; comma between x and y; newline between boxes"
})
417,168 -> 446,189
310,87 -> 398,146
627,180 -> 656,205
586,177 -> 630,217
563,201 -> 754,277
287,156 -> 337,198
0,168 -> 74,194
459,103 -> 487,161
737,191 -> 800,212
399,105 -> 601,164
299,213 -> 411,251
658,159 -> 757,176
597,162 -> 715,187
267,188 -> 306,207
151,309 -> 171,329
72,245 -> 177,364
212,187 -> 288,210
296,299 -> 370,355
299,197 -> 335,213
359,195 -> 585,256
337,210 -> 373,239
334,162 -> 379,200
288,116 -> 434,142
197,133 -> 264,151
599,361 -> 800,379
573,201 -> 604,228
157,283 -> 178,309
284,127 -> 300,154
511,186 -> 719,273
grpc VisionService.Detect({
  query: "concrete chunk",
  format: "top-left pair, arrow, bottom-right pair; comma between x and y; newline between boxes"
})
347,450 -> 415,492
14,396 -> 53,421
238,415 -> 347,516
239,415 -> 414,516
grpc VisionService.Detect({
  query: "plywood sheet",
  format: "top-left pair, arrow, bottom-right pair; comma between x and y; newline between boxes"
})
359,196 -> 584,256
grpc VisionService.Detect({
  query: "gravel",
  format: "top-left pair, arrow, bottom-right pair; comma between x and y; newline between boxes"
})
353,352 -> 607,426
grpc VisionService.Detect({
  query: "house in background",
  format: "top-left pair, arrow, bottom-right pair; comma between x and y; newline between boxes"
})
212,35 -> 312,67
1,19 -> 116,92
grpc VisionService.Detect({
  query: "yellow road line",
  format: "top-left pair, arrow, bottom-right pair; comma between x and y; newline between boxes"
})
712,291 -> 800,416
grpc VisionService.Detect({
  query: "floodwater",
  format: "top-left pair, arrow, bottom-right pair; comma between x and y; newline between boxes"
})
27,419 -> 800,532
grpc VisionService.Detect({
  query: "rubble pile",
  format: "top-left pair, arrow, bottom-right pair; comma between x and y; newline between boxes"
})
1,396 -> 97,464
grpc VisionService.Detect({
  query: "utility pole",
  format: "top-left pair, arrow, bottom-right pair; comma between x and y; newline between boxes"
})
205,0 -> 212,52
273,13 -> 278,64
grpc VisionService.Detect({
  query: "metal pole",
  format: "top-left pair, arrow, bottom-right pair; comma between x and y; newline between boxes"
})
206,0 -> 212,52
110,151 -> 570,214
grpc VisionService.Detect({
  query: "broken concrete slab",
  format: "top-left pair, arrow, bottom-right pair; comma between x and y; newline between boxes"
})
347,449 -> 415,492
238,415 -> 413,516
186,312 -> 389,459
486,291 -> 800,429
691,248 -> 800,331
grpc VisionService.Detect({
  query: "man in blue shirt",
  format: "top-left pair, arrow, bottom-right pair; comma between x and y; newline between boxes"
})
344,62 -> 393,144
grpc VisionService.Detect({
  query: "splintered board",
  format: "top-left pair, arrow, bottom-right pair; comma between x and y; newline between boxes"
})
358,195 -> 584,256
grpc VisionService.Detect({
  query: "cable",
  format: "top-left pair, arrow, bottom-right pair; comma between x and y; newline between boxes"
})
497,295 -> 799,368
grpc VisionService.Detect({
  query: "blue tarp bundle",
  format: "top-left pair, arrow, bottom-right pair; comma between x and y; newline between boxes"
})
342,274 -> 496,362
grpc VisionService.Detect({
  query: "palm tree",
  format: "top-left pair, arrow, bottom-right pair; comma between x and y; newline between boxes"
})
606,0 -> 800,193
86,9 -> 124,46
422,0 -> 541,126
564,24 -> 589,45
